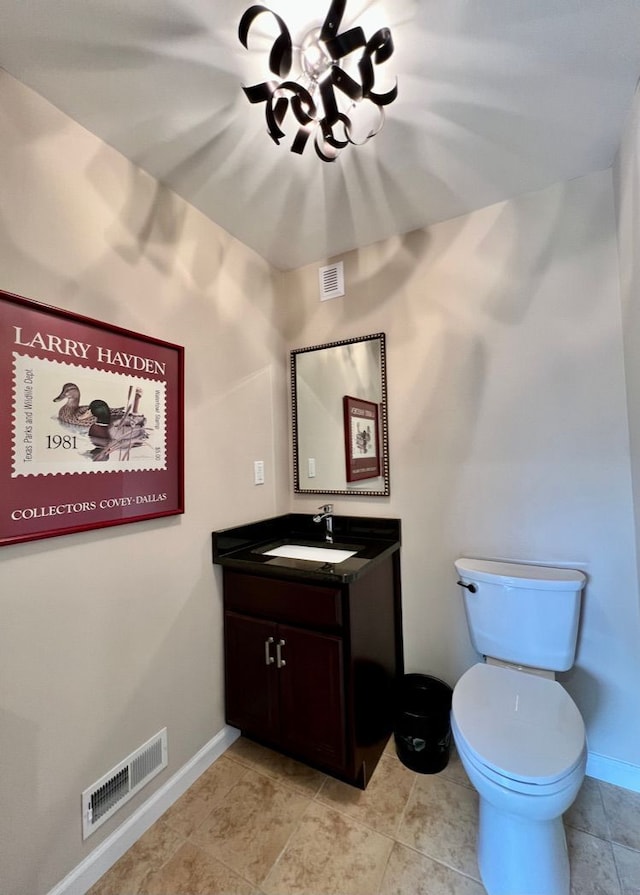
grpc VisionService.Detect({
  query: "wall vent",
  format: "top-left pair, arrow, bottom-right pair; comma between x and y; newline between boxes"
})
81,728 -> 168,839
318,262 -> 344,301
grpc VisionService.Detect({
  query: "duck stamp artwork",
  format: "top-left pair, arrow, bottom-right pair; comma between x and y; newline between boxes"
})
0,290 -> 184,546
12,357 -> 165,474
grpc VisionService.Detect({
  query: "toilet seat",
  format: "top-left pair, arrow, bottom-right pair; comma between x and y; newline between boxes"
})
452,663 -> 585,786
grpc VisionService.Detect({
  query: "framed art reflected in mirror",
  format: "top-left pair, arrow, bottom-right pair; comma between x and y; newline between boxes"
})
343,395 -> 381,483
291,333 -> 389,496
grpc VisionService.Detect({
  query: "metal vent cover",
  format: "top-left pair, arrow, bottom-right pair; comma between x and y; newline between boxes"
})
318,262 -> 344,300
81,728 -> 168,839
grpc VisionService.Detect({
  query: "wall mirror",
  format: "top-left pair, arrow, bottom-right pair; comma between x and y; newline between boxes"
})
291,333 -> 390,496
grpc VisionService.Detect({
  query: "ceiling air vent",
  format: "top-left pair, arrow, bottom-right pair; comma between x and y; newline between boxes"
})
319,262 -> 344,301
81,728 -> 168,839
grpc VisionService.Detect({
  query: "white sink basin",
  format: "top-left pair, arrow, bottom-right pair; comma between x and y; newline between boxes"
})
264,544 -> 357,564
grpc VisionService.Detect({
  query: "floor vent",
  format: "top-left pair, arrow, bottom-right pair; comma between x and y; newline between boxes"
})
319,261 -> 344,300
81,728 -> 168,839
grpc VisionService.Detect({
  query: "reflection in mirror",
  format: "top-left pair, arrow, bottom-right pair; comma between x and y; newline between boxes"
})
292,333 -> 389,496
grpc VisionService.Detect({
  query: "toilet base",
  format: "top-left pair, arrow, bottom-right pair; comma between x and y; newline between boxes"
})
477,797 -> 569,895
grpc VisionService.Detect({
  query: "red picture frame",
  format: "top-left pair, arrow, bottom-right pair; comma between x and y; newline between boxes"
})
0,289 -> 184,546
343,395 -> 381,482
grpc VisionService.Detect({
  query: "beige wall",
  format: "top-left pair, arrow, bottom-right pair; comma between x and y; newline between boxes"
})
0,71 -> 290,895
4,63 -> 640,895
615,84 -> 640,595
283,170 -> 640,782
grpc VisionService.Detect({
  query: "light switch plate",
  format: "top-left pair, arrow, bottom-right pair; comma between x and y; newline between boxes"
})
254,460 -> 265,485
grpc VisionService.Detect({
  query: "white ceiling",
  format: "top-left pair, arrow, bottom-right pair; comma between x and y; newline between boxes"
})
2,0 -> 640,270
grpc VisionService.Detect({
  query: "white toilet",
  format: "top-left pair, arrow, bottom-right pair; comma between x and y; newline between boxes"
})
451,557 -> 587,895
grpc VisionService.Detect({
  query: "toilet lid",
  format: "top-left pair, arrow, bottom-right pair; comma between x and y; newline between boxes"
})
452,663 -> 585,785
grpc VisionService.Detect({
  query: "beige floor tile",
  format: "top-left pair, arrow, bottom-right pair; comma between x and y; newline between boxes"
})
397,775 -> 480,880
612,843 -> 640,895
162,756 -> 249,837
160,786 -> 214,839
565,776 -> 611,840
438,746 -> 473,790
600,781 -> 640,851
86,741 -> 640,895
379,841 -> 485,895
226,736 -> 327,795
190,754 -> 252,806
262,801 -> 394,895
139,840 -> 255,894
86,819 -> 184,895
316,752 -> 416,837
567,827 -> 622,895
190,768 -> 311,885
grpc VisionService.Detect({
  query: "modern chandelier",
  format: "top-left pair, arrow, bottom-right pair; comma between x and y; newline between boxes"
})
238,0 -> 398,162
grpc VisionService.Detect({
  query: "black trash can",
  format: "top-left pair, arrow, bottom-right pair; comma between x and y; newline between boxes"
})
394,673 -> 453,773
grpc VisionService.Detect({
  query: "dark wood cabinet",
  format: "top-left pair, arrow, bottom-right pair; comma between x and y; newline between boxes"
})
225,612 -> 280,742
277,623 -> 346,769
226,612 -> 346,770
222,552 -> 402,788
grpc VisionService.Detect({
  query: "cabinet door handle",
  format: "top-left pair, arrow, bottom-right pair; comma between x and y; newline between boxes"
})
264,636 -> 275,666
276,639 -> 286,668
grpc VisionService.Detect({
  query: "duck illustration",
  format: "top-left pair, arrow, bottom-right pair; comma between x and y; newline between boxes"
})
87,399 -> 149,461
53,382 -> 95,426
53,383 -> 146,428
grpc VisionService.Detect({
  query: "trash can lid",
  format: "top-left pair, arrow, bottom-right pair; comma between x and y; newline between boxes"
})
399,674 -> 452,716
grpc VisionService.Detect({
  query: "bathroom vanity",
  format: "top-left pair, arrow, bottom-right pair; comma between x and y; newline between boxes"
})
212,514 -> 403,788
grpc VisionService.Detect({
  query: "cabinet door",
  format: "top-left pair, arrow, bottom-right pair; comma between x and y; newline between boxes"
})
224,611 -> 278,742
277,624 -> 346,771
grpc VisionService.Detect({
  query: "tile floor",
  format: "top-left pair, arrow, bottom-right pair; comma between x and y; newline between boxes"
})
88,737 -> 640,895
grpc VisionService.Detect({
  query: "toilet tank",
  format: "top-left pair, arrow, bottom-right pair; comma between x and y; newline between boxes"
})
454,558 -> 586,672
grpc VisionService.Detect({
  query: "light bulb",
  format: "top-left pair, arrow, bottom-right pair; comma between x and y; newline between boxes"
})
300,28 -> 332,81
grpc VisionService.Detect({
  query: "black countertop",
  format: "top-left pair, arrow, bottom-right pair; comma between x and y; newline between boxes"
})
212,513 -> 401,584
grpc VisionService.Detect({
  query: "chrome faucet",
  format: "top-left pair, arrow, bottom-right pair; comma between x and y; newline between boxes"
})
313,504 -> 334,543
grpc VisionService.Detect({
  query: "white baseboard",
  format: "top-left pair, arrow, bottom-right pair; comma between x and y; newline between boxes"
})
586,749 -> 640,793
47,725 -> 241,895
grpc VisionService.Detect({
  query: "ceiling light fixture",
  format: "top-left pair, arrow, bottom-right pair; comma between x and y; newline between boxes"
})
238,0 -> 398,162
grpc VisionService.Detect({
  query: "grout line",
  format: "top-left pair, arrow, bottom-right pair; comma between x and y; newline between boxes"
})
592,777 -> 640,852
611,840 -> 640,895
307,798 -> 399,843
313,774 -> 329,801
258,798 -> 318,892
567,828 -> 623,895
250,767 -> 327,799
594,777 -> 614,842
392,836 -> 484,886
224,758 -> 327,799
199,844 -> 265,893
394,769 -> 419,838
375,838 -> 396,895
611,851 -> 626,895
221,750 -> 255,771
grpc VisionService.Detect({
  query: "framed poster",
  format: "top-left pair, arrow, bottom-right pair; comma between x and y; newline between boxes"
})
0,289 -> 184,546
343,395 -> 381,482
